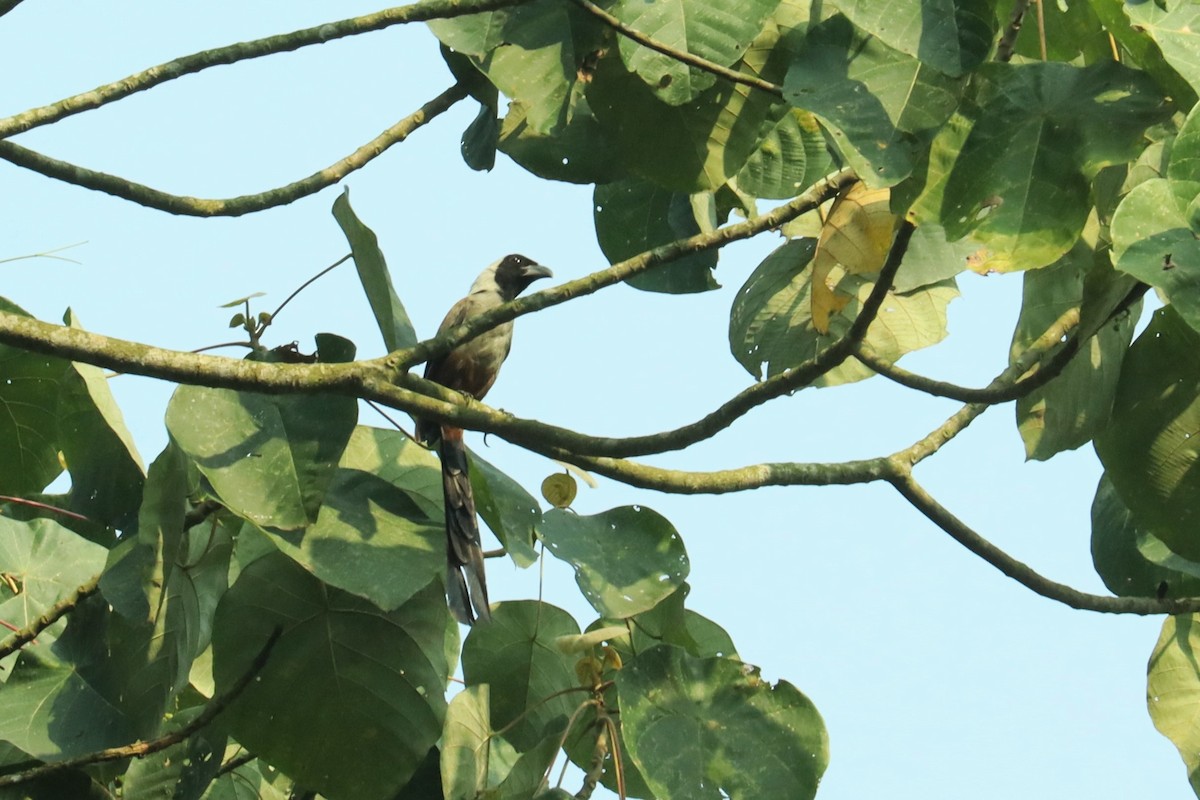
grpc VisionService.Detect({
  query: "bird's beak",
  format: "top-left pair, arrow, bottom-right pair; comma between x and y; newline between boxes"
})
523,263 -> 553,281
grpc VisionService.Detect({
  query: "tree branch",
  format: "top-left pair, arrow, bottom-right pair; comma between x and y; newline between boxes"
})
996,0 -> 1031,63
889,471 -> 1200,615
0,84 -> 468,216
0,627 -> 282,787
0,0 -> 527,140
568,0 -> 783,98
0,0 -> 26,19
0,575 -> 100,660
855,282 -> 1148,405
388,168 -> 856,373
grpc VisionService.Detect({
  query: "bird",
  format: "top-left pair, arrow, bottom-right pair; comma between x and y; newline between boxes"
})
416,254 -> 552,625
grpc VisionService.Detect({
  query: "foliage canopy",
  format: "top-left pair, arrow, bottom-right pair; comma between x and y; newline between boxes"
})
2,0 -> 1200,797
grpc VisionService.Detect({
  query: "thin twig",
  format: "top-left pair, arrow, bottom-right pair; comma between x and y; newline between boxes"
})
215,750 -> 257,777
0,242 -> 86,266
0,576 -> 100,660
0,0 -> 526,139
889,472 -> 1200,615
0,627 -> 282,787
270,254 -> 353,320
0,85 -> 467,216
568,0 -> 783,98
855,282 -> 1148,406
0,495 -> 91,522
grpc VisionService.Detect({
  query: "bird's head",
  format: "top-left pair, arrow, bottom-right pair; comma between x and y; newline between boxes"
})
473,254 -> 553,301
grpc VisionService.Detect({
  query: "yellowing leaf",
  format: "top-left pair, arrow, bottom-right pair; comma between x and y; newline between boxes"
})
811,182 -> 899,333
541,472 -> 578,508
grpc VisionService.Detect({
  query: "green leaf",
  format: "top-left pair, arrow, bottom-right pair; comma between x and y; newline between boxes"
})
1125,0 -> 1200,102
941,61 -> 1169,271
165,386 -> 357,531
0,516 -> 106,636
1009,0 -> 1110,63
617,646 -> 828,800
0,596 -> 140,759
314,331 -> 357,363
593,585 -> 738,661
429,0 -> 607,136
1091,474 -> 1200,599
442,686 -> 491,800
200,757 -> 294,800
891,221 -> 978,293
1112,104 -> 1200,333
493,722 -> 562,800
212,552 -> 452,800
0,741 -> 107,799
331,189 -> 417,353
394,747 -> 446,800
611,0 -> 781,105
588,17 -> 791,192
259,425 -> 443,611
594,178 -> 720,294
836,0 -> 994,75
1010,247 -> 1138,460
58,311 -> 145,531
0,299 -> 67,496
538,506 -> 690,618
1147,615 -> 1200,795
737,109 -> 831,200
729,239 -> 957,385
1111,179 -> 1200,332
121,705 -> 225,800
498,95 -> 624,185
784,15 -> 962,188
469,448 -> 541,568
1095,307 -> 1200,561
98,442 -> 230,722
1093,0 -> 1196,108
461,601 -> 581,751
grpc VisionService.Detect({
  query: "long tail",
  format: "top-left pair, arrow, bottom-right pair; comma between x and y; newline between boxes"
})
438,426 -> 491,625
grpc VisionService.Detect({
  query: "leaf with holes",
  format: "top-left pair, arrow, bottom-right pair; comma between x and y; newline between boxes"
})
538,506 -> 690,618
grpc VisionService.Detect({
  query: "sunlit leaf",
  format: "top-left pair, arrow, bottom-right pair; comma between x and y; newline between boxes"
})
461,601 -> 581,751
165,386 -> 357,531
429,0 -> 607,136
811,181 -> 898,333
442,686 -> 491,800
260,426 -> 443,612
941,61 -> 1169,271
610,0 -> 780,105
618,646 -> 827,799
332,189 -> 417,353
836,0 -> 994,76
538,506 -> 690,618
737,108 -> 831,200
784,15 -> 962,188
1010,247 -> 1137,460
730,239 -> 957,385
469,448 -> 542,568
588,15 -> 792,192
1147,615 -> 1200,794
0,515 -> 106,660
1125,0 -> 1200,101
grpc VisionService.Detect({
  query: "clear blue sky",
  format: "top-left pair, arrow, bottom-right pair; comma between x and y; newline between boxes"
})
0,2 -> 1186,797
